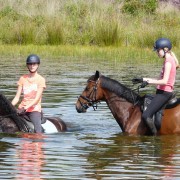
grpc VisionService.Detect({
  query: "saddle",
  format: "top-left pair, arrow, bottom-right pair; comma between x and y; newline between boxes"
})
20,112 -> 47,133
142,93 -> 180,130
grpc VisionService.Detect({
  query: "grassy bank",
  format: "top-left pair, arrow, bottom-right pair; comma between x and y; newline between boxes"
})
0,44 -> 163,64
0,0 -> 180,49
0,0 -> 179,64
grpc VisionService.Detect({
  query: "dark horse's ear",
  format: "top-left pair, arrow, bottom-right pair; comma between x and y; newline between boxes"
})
94,70 -> 100,80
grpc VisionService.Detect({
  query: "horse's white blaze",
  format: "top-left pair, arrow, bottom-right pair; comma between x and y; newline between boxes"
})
42,120 -> 58,133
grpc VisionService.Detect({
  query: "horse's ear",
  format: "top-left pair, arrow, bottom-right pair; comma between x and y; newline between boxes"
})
94,70 -> 100,80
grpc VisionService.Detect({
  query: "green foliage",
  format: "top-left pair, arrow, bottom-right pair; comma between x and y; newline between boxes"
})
33,15 -> 45,26
46,19 -> 64,45
0,0 -> 179,49
121,0 -> 158,15
65,1 -> 88,19
63,1 -> 90,45
0,6 -> 21,20
93,18 -> 123,46
9,22 -> 36,44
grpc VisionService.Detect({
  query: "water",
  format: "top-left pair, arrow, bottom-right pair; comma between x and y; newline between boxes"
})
0,56 -> 180,179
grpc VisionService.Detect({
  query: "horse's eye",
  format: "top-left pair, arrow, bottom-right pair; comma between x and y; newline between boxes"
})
85,87 -> 90,91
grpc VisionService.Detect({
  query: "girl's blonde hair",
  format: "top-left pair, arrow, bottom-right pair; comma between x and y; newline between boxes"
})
171,51 -> 179,69
164,47 -> 179,69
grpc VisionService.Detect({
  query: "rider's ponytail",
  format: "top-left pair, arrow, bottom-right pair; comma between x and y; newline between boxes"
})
171,51 -> 179,69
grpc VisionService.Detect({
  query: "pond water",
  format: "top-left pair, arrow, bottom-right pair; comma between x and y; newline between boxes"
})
0,56 -> 180,179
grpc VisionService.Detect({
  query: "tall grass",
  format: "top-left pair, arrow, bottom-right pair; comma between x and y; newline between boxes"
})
0,0 -> 179,48
0,44 -> 160,64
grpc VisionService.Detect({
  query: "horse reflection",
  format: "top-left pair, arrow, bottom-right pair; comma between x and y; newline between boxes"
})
76,71 -> 180,135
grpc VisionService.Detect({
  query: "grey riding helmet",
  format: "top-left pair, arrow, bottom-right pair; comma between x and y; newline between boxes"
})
153,38 -> 172,51
26,54 -> 40,64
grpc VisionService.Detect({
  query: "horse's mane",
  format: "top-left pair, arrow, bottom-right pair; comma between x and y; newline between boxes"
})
100,75 -> 141,104
0,93 -> 28,131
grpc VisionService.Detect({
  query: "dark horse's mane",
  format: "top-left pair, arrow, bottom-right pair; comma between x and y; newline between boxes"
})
0,93 -> 29,131
100,75 -> 141,104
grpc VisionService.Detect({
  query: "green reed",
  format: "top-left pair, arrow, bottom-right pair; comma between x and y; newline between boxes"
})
0,0 -> 179,56
0,44 -> 161,64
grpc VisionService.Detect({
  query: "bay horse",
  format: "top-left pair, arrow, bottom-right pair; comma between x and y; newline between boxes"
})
76,71 -> 180,135
0,93 -> 67,134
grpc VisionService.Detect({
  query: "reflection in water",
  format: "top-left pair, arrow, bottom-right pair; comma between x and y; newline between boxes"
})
15,134 -> 45,180
158,135 -> 180,180
78,134 -> 180,179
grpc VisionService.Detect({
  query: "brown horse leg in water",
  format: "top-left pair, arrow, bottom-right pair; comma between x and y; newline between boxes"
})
122,104 -> 180,135
117,101 -> 180,135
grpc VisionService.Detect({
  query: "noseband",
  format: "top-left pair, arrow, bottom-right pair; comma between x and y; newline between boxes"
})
77,79 -> 100,111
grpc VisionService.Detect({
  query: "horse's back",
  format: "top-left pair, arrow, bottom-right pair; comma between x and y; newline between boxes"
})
160,104 -> 180,135
24,116 -> 67,133
45,117 -> 67,132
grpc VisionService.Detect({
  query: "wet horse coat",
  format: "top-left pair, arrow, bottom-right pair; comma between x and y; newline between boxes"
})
76,71 -> 180,135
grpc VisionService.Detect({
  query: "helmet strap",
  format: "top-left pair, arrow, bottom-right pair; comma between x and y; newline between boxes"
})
163,49 -> 166,58
28,69 -> 37,73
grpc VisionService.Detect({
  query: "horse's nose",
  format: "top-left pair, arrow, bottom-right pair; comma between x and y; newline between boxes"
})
76,106 -> 82,113
76,106 -> 86,113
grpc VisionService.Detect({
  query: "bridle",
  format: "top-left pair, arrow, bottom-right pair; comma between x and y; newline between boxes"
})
77,78 -> 100,111
77,77 -> 144,111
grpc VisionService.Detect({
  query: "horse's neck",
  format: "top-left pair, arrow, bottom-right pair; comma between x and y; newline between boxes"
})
99,76 -> 144,133
100,76 -> 140,105
104,91 -> 135,130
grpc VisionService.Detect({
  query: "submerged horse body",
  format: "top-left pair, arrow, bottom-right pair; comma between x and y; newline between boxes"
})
76,71 -> 180,135
0,93 -> 67,133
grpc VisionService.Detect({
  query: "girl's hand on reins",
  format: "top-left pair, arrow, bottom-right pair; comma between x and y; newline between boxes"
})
132,78 -> 148,88
17,107 -> 26,115
132,77 -> 143,84
140,81 -> 149,88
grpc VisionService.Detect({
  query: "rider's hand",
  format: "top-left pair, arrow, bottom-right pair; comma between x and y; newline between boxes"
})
141,81 -> 149,88
132,78 -> 143,84
17,107 -> 26,115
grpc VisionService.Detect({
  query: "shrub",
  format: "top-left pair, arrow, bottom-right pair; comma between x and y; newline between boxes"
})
121,0 -> 158,15
0,6 -> 21,20
46,19 -> 64,45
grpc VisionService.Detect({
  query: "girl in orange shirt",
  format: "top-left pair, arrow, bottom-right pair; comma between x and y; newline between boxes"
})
12,54 -> 46,133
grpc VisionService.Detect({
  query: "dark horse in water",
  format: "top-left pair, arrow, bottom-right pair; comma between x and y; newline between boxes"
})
0,93 -> 67,133
76,71 -> 180,135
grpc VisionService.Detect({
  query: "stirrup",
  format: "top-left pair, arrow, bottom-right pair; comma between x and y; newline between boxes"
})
146,118 -> 157,135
